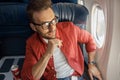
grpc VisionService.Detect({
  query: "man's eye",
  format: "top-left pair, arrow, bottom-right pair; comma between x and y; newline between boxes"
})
43,22 -> 49,26
52,20 -> 56,24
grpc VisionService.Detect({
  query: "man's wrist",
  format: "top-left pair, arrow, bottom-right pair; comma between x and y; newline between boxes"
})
88,61 -> 96,65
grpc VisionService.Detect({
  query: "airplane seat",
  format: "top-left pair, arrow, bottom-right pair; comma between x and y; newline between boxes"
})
51,0 -> 77,4
0,3 -> 33,58
0,2 -> 89,79
0,0 -> 24,2
0,0 -> 77,3
52,3 -> 88,27
0,3 -> 33,79
22,0 -> 77,4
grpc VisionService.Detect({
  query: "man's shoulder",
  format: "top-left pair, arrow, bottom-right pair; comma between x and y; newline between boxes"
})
57,22 -> 83,30
26,32 -> 38,43
57,21 -> 76,29
57,21 -> 74,26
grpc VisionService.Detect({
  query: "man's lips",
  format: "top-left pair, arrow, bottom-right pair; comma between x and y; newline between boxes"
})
47,31 -> 55,36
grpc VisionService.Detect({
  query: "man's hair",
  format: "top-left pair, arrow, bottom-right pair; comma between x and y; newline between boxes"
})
27,0 -> 52,22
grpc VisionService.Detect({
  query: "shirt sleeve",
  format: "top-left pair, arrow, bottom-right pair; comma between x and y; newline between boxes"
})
75,26 -> 96,53
21,39 -> 37,80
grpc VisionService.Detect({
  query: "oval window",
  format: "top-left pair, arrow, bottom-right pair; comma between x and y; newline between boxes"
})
91,4 -> 106,48
78,0 -> 84,5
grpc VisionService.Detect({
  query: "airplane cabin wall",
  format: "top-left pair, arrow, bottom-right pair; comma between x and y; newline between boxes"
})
84,0 -> 108,79
84,0 -> 120,80
106,0 -> 120,80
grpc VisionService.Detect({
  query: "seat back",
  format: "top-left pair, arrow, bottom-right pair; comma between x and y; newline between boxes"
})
51,0 -> 77,4
52,3 -> 89,29
0,3 -> 33,59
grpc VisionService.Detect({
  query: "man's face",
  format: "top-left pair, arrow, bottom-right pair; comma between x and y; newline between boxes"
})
31,8 -> 57,39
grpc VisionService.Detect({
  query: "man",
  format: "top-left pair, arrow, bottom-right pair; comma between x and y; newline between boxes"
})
21,0 -> 102,80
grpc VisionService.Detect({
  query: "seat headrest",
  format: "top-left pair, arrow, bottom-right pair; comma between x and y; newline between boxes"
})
0,3 -> 32,37
52,3 -> 89,24
0,3 -> 28,26
0,2 -> 89,26
51,0 -> 77,4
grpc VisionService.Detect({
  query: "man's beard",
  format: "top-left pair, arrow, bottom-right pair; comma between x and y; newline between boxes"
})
38,31 -> 56,39
43,35 -> 56,39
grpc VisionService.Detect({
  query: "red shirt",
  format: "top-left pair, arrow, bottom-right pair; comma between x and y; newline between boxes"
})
21,22 -> 96,80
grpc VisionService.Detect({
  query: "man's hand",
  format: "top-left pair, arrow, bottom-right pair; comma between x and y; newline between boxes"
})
46,39 -> 63,54
88,64 -> 102,80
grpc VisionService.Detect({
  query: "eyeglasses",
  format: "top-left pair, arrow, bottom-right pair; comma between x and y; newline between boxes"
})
32,16 -> 58,30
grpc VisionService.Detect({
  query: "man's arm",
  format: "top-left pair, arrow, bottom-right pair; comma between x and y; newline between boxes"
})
32,51 -> 52,80
75,26 -> 102,80
32,39 -> 62,80
88,51 -> 102,80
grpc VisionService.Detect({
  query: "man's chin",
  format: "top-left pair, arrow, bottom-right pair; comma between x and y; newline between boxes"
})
43,36 -> 56,39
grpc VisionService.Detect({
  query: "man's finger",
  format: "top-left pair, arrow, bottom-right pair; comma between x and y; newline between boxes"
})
88,70 -> 93,80
96,74 -> 102,80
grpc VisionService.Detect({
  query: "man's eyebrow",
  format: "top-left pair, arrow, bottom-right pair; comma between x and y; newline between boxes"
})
39,16 -> 56,23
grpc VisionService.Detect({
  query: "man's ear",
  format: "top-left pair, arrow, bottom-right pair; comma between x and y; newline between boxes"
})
30,23 -> 37,32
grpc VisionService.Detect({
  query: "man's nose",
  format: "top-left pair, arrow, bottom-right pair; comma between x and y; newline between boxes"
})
49,24 -> 55,31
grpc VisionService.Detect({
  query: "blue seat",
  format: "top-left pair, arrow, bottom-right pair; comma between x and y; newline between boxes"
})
0,3 -> 32,80
0,0 -> 77,3
0,3 -> 33,59
24,0 -> 77,3
51,0 -> 77,4
52,3 -> 88,27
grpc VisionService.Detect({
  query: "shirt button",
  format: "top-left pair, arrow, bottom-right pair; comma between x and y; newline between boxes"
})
51,56 -> 53,59
54,74 -> 56,77
52,67 -> 54,69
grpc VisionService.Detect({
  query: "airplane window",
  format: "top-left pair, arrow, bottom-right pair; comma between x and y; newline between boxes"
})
78,0 -> 84,5
91,5 -> 106,48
